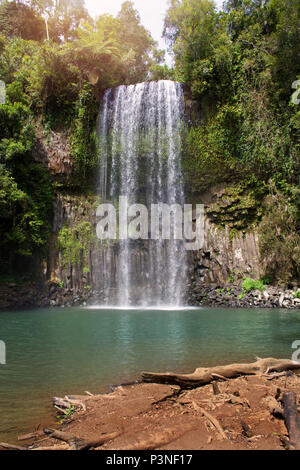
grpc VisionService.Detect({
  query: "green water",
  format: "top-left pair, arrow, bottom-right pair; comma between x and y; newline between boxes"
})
0,306 -> 299,441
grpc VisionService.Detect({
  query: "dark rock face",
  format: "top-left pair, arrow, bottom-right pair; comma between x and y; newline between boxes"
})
0,283 -> 50,310
182,85 -> 205,126
32,126 -> 74,183
187,218 -> 261,286
0,281 -> 105,310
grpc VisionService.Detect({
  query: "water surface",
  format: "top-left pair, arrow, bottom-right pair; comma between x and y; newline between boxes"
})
0,306 -> 299,441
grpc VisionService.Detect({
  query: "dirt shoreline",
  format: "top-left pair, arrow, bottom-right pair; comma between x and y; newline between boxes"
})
7,368 -> 300,451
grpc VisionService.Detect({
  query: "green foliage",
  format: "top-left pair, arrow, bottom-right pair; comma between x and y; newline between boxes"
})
293,291 -> 300,299
261,277 -> 271,286
0,1 -> 163,181
0,161 -> 53,258
58,220 -> 97,270
168,0 -> 299,285
116,1 -> 162,83
26,0 -> 90,43
57,404 -> 75,424
0,0 -> 45,41
61,19 -> 121,87
0,75 -> 53,276
0,0 -> 298,285
205,180 -> 264,231
258,184 -> 300,284
168,0 -> 299,191
60,2 -> 161,88
70,83 -> 98,180
0,2 -> 162,278
241,278 -> 265,292
149,64 -> 176,81
164,0 -> 233,101
183,105 -> 242,191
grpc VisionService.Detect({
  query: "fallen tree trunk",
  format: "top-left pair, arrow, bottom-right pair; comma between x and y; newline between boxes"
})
282,392 -> 300,450
141,358 -> 300,388
0,442 -> 28,450
43,428 -> 119,450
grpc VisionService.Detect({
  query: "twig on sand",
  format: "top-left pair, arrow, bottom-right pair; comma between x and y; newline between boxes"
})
18,430 -> 44,441
191,400 -> 227,440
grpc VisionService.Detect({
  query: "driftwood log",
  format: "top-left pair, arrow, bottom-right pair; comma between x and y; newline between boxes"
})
0,429 -> 119,451
0,442 -> 28,450
43,428 -> 119,450
142,358 -> 300,388
282,392 -> 300,450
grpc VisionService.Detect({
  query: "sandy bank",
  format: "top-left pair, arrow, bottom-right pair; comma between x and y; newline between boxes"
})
4,362 -> 300,451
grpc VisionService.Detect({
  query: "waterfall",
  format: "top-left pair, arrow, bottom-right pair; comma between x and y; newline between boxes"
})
97,80 -> 187,307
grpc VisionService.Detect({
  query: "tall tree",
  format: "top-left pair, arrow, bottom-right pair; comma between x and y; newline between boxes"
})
0,0 -> 45,40
116,1 -> 157,82
24,0 -> 90,41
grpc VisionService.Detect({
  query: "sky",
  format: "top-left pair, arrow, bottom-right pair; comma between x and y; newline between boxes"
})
85,0 -> 225,54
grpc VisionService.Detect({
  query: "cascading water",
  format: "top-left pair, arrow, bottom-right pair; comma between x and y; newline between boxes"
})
98,80 -> 187,307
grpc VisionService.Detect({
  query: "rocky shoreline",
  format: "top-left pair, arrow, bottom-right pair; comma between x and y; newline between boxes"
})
188,285 -> 300,309
0,281 -> 299,310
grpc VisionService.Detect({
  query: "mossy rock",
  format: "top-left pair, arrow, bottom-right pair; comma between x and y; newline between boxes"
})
206,182 -> 263,232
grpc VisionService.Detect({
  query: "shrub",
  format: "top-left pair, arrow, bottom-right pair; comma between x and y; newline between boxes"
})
241,278 -> 265,293
58,221 -> 97,270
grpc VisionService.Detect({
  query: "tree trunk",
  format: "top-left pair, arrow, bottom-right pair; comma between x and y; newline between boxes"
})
282,392 -> 300,450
